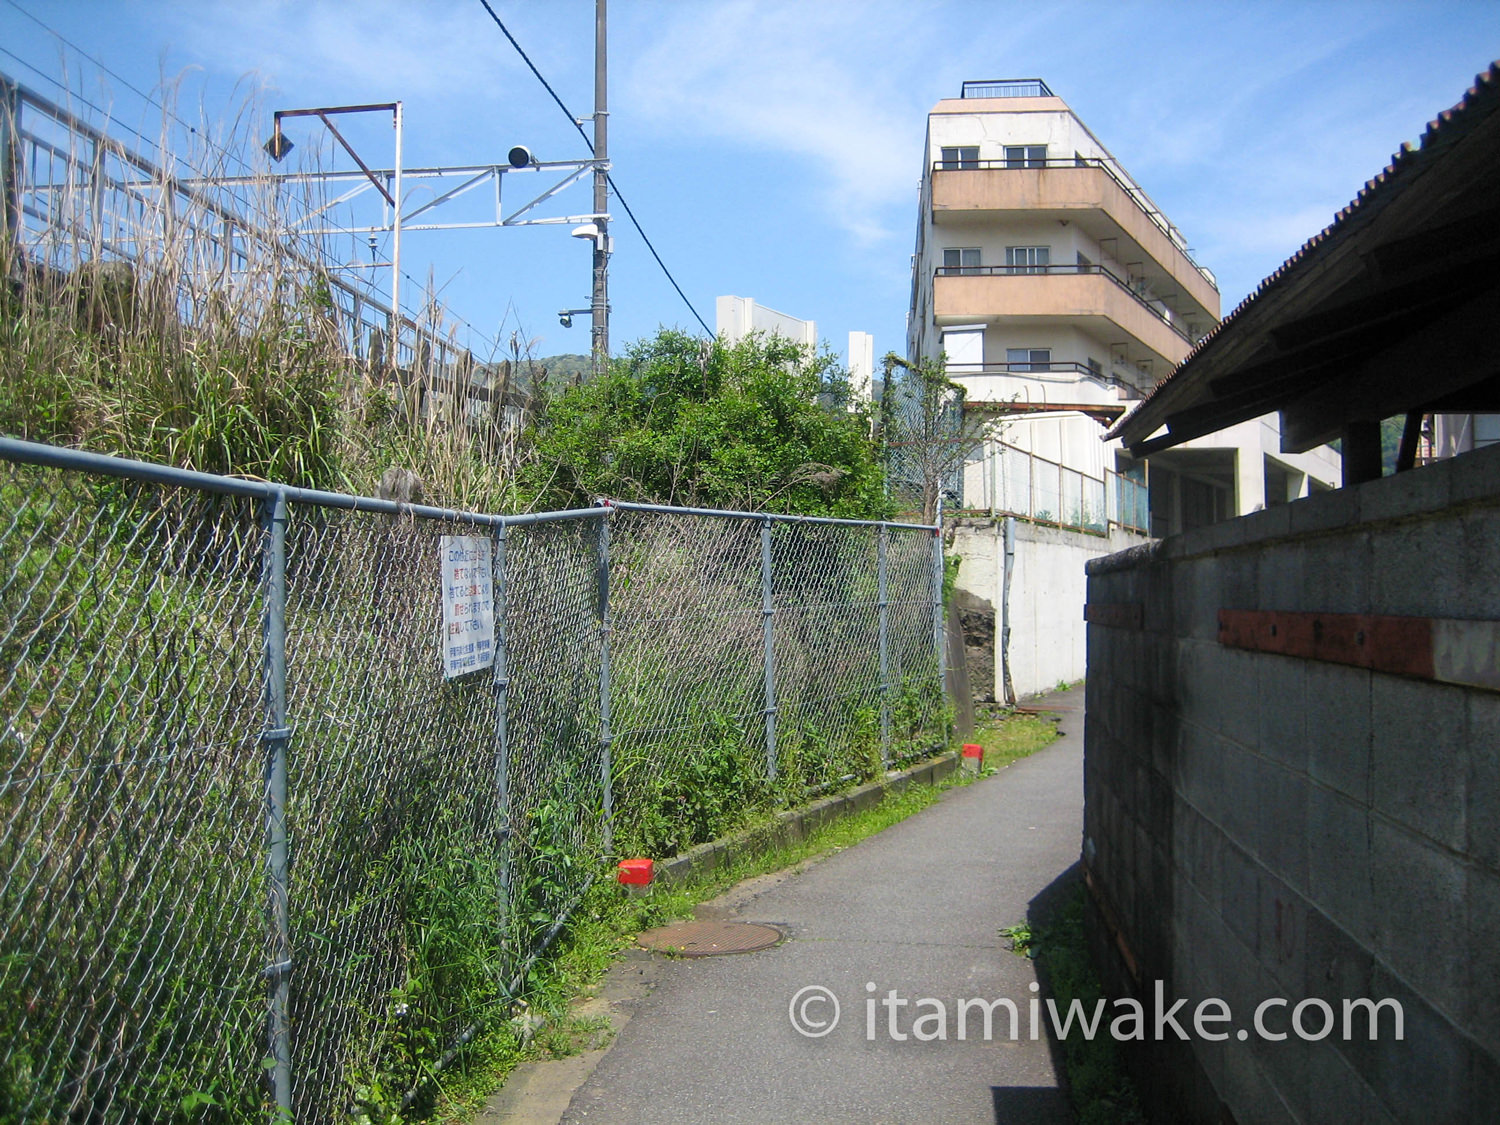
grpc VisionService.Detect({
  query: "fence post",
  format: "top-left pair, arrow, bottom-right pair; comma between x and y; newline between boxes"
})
259,487 -> 293,1121
597,512 -> 613,853
931,520 -> 945,716
760,517 -> 778,781
989,444 -> 998,520
492,522 -> 512,944
877,524 -> 891,766
1,80 -> 20,256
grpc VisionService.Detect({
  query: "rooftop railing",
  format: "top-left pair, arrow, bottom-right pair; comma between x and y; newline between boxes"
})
960,79 -> 1054,99
929,156 -> 1217,289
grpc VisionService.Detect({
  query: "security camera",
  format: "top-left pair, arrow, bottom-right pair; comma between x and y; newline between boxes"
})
559,313 -> 572,328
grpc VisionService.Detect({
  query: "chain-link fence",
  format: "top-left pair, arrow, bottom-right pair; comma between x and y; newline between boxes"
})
0,438 -> 946,1122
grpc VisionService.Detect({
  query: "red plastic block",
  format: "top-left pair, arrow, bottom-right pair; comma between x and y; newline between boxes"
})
617,858 -> 654,886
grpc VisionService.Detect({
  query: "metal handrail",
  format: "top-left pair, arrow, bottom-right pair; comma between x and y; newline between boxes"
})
960,79 -> 1054,99
941,360 -> 1132,391
930,155 -> 1214,287
958,439 -> 1149,535
933,262 -> 1195,343
0,437 -> 604,528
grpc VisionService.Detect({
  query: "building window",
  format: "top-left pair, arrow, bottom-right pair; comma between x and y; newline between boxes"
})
1476,415 -> 1500,448
942,326 -> 986,370
1004,145 -> 1047,168
1087,357 -> 1103,379
939,146 -> 979,169
1006,347 -> 1052,372
1004,246 -> 1050,273
943,247 -> 982,274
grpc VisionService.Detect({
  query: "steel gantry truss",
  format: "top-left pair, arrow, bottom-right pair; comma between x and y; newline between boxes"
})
173,157 -> 608,237
0,72 -> 607,377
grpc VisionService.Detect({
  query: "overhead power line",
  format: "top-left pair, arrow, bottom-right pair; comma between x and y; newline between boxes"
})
475,0 -> 714,337
3,0 -> 503,356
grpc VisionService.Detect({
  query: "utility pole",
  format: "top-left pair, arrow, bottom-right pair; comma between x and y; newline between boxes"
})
591,0 -> 609,379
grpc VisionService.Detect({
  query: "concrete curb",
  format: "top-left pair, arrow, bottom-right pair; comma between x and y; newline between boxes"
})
652,750 -> 960,886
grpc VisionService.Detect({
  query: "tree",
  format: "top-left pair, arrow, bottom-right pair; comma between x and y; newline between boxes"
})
523,329 -> 887,517
877,352 -> 999,523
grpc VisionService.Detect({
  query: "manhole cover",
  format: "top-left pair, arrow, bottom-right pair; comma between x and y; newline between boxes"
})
635,921 -> 783,957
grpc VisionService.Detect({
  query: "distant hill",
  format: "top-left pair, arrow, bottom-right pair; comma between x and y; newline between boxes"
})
535,354 -> 593,385
471,353 -> 592,401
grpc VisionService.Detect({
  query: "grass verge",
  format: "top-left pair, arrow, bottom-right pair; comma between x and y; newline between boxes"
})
1003,886 -> 1147,1125
419,709 -> 1061,1122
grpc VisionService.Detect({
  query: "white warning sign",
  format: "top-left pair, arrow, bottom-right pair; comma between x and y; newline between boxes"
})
440,535 -> 494,679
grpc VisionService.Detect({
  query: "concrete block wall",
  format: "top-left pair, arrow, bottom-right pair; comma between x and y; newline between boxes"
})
1082,442 -> 1500,1124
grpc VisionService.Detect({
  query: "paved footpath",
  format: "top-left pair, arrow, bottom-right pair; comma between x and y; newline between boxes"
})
483,687 -> 1084,1125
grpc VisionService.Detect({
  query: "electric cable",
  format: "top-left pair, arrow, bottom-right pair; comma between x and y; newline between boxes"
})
475,0 -> 713,336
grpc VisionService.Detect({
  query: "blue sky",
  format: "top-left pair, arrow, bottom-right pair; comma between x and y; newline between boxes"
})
2,0 -> 1497,367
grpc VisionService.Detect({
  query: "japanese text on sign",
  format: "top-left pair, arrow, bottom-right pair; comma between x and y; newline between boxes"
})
439,535 -> 495,679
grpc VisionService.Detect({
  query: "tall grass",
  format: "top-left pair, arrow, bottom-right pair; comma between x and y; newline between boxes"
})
0,82 -> 953,1122
0,80 -> 532,511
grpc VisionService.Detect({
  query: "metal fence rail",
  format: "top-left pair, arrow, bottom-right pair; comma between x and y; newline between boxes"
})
0,71 -> 499,419
959,440 -> 1149,536
0,438 -> 946,1121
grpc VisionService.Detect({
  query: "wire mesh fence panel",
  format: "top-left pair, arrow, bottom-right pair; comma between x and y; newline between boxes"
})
499,518 -> 606,957
0,463 -> 268,1119
1000,445 -> 1032,519
1061,468 -> 1083,529
882,527 -> 946,764
770,520 -> 884,792
0,442 -> 947,1121
276,505 -> 509,1118
607,511 -> 766,859
1083,475 -> 1107,533
1112,472 -> 1149,533
1034,458 -> 1063,525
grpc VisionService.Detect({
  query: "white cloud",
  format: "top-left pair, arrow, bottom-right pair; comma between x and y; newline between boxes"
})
157,0 -> 502,97
619,0 -> 941,246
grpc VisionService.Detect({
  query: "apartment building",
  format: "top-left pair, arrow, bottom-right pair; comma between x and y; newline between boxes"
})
908,79 -> 1339,537
907,79 -> 1338,700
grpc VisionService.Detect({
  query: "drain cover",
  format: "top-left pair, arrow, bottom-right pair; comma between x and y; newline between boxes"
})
635,921 -> 783,957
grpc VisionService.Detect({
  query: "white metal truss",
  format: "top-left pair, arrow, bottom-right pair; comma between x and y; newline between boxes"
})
153,158 -> 610,235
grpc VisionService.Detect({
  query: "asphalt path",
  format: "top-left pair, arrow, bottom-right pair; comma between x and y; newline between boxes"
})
539,689 -> 1086,1125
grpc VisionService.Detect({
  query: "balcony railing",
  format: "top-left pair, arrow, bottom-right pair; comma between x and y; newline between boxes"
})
929,156 -> 1216,288
941,360 -> 1134,392
958,441 -> 1149,536
960,79 -> 1054,99
933,262 -> 1197,344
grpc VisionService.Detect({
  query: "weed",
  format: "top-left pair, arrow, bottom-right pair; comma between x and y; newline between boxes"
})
445,708 -> 1061,1118
999,921 -> 1035,956
1003,886 -> 1146,1125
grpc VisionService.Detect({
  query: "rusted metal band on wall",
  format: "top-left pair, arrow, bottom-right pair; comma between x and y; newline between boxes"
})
1218,610 -> 1500,693
1082,861 -> 1141,984
1084,601 -> 1144,630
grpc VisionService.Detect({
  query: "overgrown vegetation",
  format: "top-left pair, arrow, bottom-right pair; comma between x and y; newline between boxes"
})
425,706 -> 1061,1122
0,84 -> 955,1125
524,330 -> 888,517
879,351 -> 999,523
